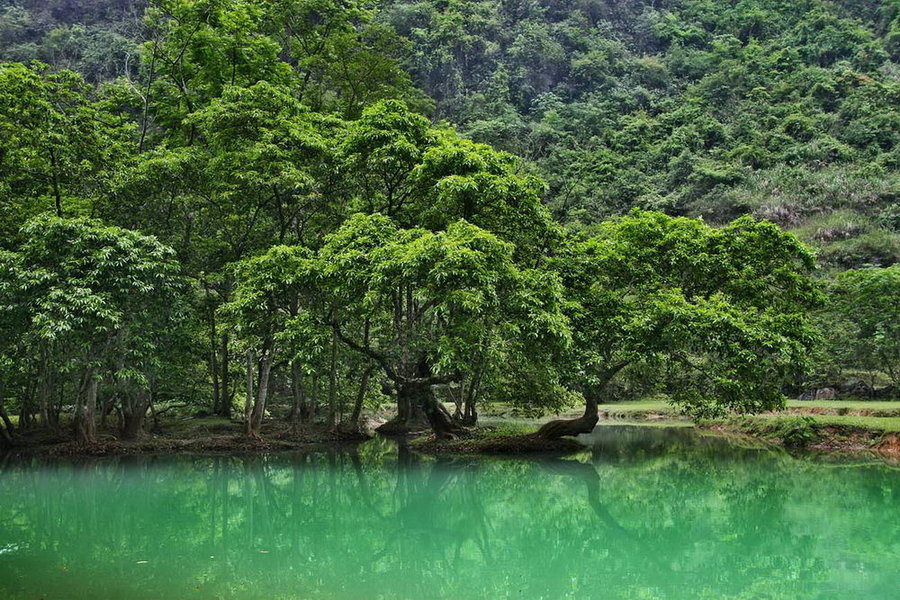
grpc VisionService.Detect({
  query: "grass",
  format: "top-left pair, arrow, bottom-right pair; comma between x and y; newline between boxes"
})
788,400 -> 900,415
594,420 -> 694,428
597,400 -> 673,413
743,414 -> 900,433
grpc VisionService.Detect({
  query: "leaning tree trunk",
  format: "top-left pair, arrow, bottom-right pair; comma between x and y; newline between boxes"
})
534,361 -> 630,440
535,397 -> 600,440
349,365 -> 375,427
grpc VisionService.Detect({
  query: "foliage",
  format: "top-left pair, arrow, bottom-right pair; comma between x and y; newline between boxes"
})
558,211 -> 821,418
818,265 -> 900,386
0,0 -> 893,439
0,62 -> 133,242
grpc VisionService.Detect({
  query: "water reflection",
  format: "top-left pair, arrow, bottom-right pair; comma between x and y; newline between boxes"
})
0,427 -> 898,599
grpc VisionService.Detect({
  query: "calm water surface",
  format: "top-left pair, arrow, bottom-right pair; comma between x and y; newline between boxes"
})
0,426 -> 898,599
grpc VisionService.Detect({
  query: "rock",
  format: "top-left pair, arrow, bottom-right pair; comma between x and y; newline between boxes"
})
873,385 -> 896,399
814,387 -> 838,400
797,390 -> 817,401
838,379 -> 873,398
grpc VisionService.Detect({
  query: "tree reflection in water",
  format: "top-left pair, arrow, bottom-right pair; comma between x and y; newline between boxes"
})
0,426 -> 898,599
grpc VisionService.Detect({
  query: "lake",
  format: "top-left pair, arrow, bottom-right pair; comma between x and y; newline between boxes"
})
0,426 -> 898,599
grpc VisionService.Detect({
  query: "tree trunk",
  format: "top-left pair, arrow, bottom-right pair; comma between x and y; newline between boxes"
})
376,382 -> 427,435
534,362 -> 629,440
220,333 -> 231,418
74,374 -> 98,445
534,397 -> 600,440
48,382 -> 60,429
209,310 -> 220,415
244,349 -> 254,435
248,342 -> 274,437
38,346 -> 50,426
326,332 -> 338,427
420,388 -> 462,439
462,376 -> 479,426
378,381 -> 462,438
0,388 -> 14,446
288,361 -> 306,429
349,366 -> 374,426
0,420 -> 11,446
18,382 -> 35,432
306,375 -> 318,422
121,389 -> 151,441
462,395 -> 478,426
100,392 -> 117,429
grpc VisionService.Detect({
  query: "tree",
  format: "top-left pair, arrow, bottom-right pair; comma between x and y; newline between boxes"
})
268,0 -> 425,117
7,216 -> 183,443
822,265 -> 900,388
341,100 -> 559,255
536,211 -> 821,439
111,80 -> 339,418
313,214 -> 570,437
141,0 -> 295,145
0,62 -> 132,242
221,245 -> 323,436
0,250 -> 26,445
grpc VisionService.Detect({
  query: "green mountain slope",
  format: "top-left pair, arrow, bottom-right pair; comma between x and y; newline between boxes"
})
382,0 -> 900,267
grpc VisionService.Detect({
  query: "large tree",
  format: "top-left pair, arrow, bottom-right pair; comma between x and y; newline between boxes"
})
820,265 -> 900,388
311,214 -> 569,437
536,211 -> 822,439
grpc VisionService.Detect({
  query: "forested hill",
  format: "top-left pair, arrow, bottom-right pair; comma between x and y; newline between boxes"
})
380,0 -> 900,268
3,0 -> 899,269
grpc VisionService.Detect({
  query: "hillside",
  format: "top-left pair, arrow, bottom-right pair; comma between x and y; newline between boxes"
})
381,0 -> 900,268
3,0 -> 898,268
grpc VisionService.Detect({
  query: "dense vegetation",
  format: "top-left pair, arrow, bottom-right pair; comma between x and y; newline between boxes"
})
0,0 -> 897,445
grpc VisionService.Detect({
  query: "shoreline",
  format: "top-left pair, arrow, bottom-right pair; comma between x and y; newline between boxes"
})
3,405 -> 900,458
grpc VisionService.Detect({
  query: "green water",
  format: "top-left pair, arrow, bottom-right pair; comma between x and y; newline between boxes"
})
0,427 -> 898,600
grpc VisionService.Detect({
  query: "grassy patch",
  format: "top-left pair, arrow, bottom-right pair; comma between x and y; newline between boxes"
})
410,423 -> 586,455
714,413 -> 900,453
594,420 -> 694,428
785,400 -> 900,416
748,413 -> 900,433
597,400 -> 673,413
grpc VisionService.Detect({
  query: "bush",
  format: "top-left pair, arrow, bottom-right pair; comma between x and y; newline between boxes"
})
780,416 -> 822,448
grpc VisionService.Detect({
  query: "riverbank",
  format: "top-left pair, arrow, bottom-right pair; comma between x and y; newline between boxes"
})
3,399 -> 900,457
414,399 -> 900,456
708,415 -> 900,455
0,417 -> 372,457
590,399 -> 900,456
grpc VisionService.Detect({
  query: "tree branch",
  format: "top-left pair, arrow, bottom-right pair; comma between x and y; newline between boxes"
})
328,318 -> 397,382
